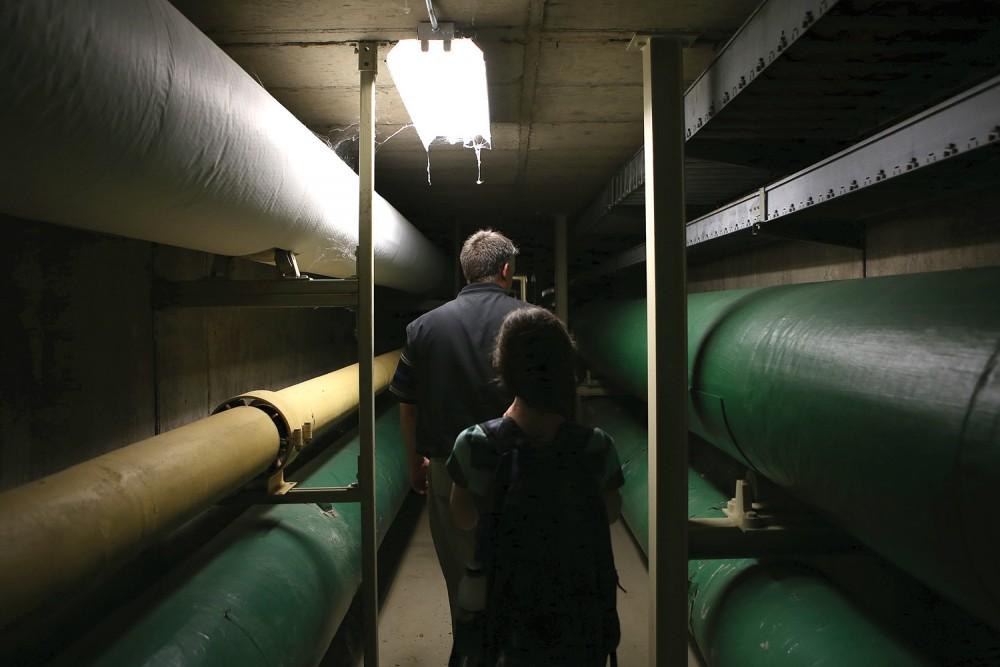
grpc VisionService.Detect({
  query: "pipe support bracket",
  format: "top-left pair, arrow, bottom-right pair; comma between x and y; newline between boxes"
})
214,390 -> 313,486
687,477 -> 856,558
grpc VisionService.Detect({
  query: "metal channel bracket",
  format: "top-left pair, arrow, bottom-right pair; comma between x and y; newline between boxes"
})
215,390 -> 361,506
154,249 -> 359,309
688,476 -> 856,559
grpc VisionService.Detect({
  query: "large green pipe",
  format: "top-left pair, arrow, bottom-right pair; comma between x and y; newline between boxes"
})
574,267 -> 1000,628
582,398 -> 928,666
60,403 -> 409,666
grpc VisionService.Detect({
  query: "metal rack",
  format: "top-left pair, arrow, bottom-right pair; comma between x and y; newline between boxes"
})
155,276 -> 360,309
577,71 -> 1000,281
687,74 -> 1000,261
586,7 -> 1000,662
150,44 -> 387,667
574,0 -> 1000,246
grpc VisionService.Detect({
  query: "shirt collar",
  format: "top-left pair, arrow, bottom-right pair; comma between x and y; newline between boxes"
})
459,282 -> 507,296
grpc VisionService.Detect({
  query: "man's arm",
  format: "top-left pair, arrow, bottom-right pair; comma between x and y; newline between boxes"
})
390,346 -> 429,495
399,402 -> 428,495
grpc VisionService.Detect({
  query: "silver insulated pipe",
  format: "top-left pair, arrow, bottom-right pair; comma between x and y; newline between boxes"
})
0,0 -> 446,293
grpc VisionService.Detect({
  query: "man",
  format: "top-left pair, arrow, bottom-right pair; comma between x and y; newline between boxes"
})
389,229 -> 525,629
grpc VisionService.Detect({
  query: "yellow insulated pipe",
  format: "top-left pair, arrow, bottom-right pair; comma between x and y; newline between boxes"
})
0,407 -> 279,630
279,350 -> 399,433
0,350 -> 401,629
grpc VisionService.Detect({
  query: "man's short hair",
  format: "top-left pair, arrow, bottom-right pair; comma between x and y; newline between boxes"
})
460,229 -> 519,283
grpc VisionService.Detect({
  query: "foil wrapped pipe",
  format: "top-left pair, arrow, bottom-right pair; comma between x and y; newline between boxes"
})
573,267 -> 1000,630
0,0 -> 446,292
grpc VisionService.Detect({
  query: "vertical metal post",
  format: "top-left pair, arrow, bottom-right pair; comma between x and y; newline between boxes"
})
554,213 -> 569,323
357,40 -> 379,667
453,218 -> 463,294
642,37 -> 688,667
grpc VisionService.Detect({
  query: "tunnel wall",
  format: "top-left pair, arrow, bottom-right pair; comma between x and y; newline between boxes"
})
0,214 -> 357,491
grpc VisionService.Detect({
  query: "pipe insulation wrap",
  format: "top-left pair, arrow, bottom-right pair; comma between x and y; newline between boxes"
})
0,407 -> 279,630
573,267 -> 1000,628
65,404 -> 411,667
0,0 -> 445,292
580,398 -> 931,666
0,350 -> 401,629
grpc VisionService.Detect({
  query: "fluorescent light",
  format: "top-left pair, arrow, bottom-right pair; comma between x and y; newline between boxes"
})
386,38 -> 492,152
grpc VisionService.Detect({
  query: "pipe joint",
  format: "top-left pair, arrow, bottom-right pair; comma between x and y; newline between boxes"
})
214,390 -> 313,474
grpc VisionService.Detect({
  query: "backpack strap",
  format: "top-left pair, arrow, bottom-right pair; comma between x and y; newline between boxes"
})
471,418 -> 522,566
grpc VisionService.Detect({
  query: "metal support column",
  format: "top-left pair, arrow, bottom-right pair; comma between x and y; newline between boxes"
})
641,37 -> 688,667
554,213 -> 569,322
453,218 -> 463,295
357,41 -> 379,667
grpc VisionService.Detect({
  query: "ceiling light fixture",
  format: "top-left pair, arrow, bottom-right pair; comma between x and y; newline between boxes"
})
386,31 -> 492,183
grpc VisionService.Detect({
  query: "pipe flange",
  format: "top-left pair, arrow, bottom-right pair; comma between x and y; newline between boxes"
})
214,390 -> 313,470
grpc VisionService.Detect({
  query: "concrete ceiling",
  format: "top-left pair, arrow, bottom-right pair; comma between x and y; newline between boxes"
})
171,0 -> 760,241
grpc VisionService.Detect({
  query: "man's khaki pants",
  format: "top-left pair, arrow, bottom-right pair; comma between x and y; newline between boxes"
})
427,458 -> 476,627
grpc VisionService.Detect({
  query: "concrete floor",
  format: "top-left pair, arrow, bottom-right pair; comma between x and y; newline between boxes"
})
329,495 -> 702,666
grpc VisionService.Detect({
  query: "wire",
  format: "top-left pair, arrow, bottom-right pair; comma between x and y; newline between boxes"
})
424,0 -> 439,31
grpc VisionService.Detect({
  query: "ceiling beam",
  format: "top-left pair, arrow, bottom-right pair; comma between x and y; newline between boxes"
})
204,27 -> 728,48
514,0 -> 547,195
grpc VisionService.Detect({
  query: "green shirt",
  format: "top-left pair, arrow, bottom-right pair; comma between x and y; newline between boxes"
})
446,419 -> 625,501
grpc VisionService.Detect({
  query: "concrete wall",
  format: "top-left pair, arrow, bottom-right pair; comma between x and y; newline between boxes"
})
688,194 -> 1000,293
688,241 -> 863,293
0,215 -> 357,492
865,198 -> 1000,277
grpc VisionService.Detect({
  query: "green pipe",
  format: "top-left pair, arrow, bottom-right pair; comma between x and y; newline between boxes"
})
61,403 -> 409,667
582,398 -> 930,666
574,268 -> 1000,628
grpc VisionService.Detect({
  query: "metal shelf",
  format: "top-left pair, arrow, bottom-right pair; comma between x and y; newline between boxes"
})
575,152 -> 773,236
574,0 -> 1000,240
154,278 -> 359,309
687,73 -> 1000,261
686,0 -> 1000,170
578,72 -> 1000,279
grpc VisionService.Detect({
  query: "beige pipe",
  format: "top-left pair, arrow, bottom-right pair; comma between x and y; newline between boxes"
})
0,407 -> 279,629
0,350 -> 401,629
278,350 -> 400,433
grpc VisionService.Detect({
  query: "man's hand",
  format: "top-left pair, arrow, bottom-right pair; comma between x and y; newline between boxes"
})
399,402 -> 427,494
410,455 -> 430,495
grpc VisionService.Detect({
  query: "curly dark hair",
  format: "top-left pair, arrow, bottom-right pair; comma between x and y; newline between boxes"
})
492,306 -> 576,417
